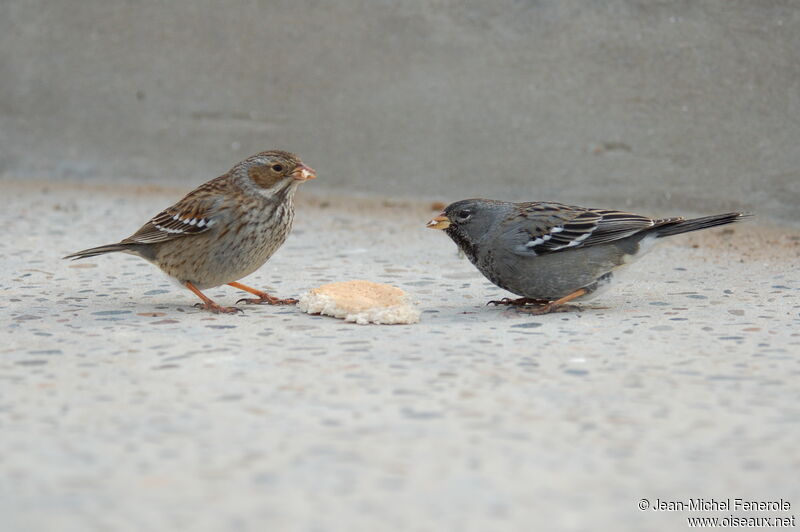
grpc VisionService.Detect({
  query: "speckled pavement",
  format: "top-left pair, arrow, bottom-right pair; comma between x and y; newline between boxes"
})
2,180 -> 799,532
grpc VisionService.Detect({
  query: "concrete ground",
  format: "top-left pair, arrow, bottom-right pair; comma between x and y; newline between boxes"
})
2,180 -> 799,532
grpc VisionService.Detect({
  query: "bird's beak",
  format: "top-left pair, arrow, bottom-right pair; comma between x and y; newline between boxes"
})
291,164 -> 316,181
426,214 -> 451,230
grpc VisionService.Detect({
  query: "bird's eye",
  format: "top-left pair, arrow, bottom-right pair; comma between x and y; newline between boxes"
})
271,164 -> 284,173
456,209 -> 472,222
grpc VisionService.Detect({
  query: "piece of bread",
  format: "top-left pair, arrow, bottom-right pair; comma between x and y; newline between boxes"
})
298,280 -> 420,325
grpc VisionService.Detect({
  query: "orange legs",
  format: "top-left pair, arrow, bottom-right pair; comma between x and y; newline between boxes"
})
515,288 -> 588,315
183,281 -> 295,312
227,281 -> 298,306
185,281 -> 242,314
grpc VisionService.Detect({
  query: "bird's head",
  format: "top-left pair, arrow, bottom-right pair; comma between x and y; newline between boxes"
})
238,150 -> 316,195
427,199 -> 507,252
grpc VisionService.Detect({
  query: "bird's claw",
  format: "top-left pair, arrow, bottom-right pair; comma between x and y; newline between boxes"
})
236,296 -> 298,306
516,303 -> 582,315
193,302 -> 244,314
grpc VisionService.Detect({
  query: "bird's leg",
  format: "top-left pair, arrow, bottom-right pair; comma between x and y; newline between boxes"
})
185,281 -> 243,314
487,297 -> 551,306
517,288 -> 588,315
229,281 -> 298,305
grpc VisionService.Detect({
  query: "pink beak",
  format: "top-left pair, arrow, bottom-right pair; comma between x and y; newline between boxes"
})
291,163 -> 316,181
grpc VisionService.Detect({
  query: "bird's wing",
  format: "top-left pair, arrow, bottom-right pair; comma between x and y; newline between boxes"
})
121,176 -> 229,245
504,202 -> 675,256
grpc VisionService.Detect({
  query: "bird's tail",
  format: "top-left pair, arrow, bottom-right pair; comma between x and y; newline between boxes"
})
654,212 -> 750,238
63,243 -> 131,260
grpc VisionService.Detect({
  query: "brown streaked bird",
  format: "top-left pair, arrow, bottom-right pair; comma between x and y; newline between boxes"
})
427,199 -> 749,314
64,150 -> 316,313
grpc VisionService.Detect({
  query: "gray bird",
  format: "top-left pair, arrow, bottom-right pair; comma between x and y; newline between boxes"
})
427,199 -> 747,314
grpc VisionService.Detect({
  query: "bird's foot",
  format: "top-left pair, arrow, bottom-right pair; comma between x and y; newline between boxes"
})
193,302 -> 244,314
516,303 -> 582,315
487,297 -> 551,306
228,281 -> 297,306
186,281 -> 243,314
514,288 -> 588,315
236,294 -> 298,306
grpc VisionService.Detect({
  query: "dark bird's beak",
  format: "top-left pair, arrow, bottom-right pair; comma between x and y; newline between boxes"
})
291,164 -> 316,181
426,214 -> 451,230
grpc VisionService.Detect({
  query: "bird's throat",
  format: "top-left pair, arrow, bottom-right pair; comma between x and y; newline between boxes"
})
446,228 -> 478,262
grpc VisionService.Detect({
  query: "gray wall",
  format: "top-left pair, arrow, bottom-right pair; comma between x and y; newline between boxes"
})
2,0 -> 799,222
